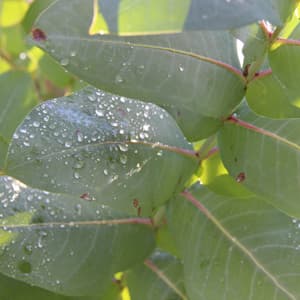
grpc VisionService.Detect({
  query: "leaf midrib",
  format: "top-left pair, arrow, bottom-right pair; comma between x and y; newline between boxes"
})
41,34 -> 245,82
6,140 -> 197,172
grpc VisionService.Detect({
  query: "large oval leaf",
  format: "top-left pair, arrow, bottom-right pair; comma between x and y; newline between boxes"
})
218,105 -> 300,217
5,87 -> 196,216
0,175 -> 155,296
168,183 -> 300,300
30,0 -> 246,140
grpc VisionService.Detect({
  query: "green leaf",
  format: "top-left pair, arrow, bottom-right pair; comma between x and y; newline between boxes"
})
30,0 -> 246,141
0,272 -> 106,300
168,183 -> 300,300
0,175 -> 155,296
269,24 -> 300,91
127,250 -> 187,300
95,0 -> 295,33
0,71 -> 38,169
246,73 -> 300,118
5,87 -> 196,216
218,105 -> 300,218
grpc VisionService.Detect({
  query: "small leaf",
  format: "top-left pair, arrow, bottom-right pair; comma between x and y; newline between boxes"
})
5,87 -> 196,216
218,105 -> 300,217
127,250 -> 186,300
0,175 -> 155,296
168,183 -> 300,300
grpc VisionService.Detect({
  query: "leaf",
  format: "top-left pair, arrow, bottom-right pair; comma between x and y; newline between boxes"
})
168,183 -> 300,300
0,175 -> 155,296
269,24 -> 300,91
5,87 -> 196,216
0,0 -> 29,27
246,73 -> 300,118
127,250 -> 187,300
218,105 -> 300,218
0,272 -> 105,300
30,0 -> 246,141
94,0 -> 295,33
0,71 -> 38,169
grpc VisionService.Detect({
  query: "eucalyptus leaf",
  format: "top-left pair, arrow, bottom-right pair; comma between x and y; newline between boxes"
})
5,87 -> 196,216
218,105 -> 300,217
0,175 -> 155,296
30,0 -> 246,140
168,183 -> 300,300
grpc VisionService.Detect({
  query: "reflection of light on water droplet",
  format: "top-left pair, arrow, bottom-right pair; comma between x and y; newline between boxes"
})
120,97 -> 126,103
73,160 -> 85,169
60,58 -> 69,66
139,132 -> 145,139
73,172 -> 80,179
76,131 -> 83,142
178,65 -> 184,72
120,155 -> 127,164
88,95 -> 96,102
33,121 -> 40,127
95,109 -> 104,117
143,124 -> 150,131
157,150 -> 163,156
115,75 -> 124,83
103,169 -> 108,175
70,51 -> 76,57
65,141 -> 72,148
119,144 -> 128,152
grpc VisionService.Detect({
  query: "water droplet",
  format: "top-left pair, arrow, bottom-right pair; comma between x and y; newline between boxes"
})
142,124 -> 150,131
103,169 -> 108,175
118,144 -> 128,152
115,75 -> 124,84
33,121 -> 40,127
73,172 -> 80,179
88,95 -> 96,102
70,51 -> 76,57
139,132 -> 145,139
73,160 -> 85,169
178,65 -> 184,72
95,109 -> 104,117
18,261 -> 32,274
76,131 -> 83,142
60,58 -> 69,66
65,141 -> 72,148
120,97 -> 126,103
120,155 -> 127,164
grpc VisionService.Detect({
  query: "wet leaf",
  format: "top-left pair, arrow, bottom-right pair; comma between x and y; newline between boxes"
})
0,175 -> 155,296
0,71 -> 38,169
5,87 -> 196,216
30,0 -> 245,140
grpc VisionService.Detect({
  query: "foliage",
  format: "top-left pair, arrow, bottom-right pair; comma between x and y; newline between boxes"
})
1,0 -> 300,299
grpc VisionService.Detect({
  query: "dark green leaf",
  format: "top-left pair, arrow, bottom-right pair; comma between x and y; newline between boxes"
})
168,183 -> 300,300
30,0 -> 246,140
0,175 -> 155,296
218,105 -> 300,217
127,250 -> 186,300
0,71 -> 37,169
5,87 -> 196,216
